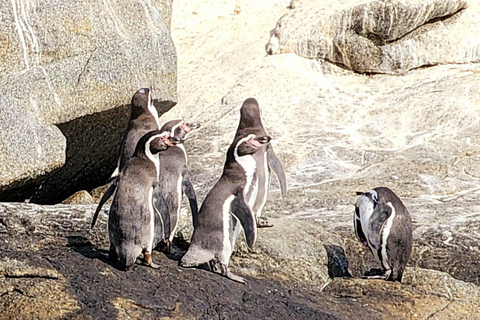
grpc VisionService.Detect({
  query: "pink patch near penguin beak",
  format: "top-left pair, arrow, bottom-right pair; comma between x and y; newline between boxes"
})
248,138 -> 263,148
181,123 -> 191,133
161,133 -> 173,146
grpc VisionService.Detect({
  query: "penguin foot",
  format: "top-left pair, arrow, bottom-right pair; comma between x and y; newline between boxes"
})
209,260 -> 246,284
257,217 -> 273,228
143,251 -> 161,269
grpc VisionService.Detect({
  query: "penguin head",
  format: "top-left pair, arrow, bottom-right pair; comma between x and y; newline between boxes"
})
130,88 -> 160,122
235,134 -> 271,157
236,98 -> 267,136
160,120 -> 201,139
134,131 -> 182,158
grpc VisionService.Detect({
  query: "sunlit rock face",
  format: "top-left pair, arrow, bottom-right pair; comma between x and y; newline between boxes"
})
266,0 -> 480,74
0,0 -> 177,203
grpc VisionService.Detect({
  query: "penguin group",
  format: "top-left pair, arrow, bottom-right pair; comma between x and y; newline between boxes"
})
92,88 -> 413,284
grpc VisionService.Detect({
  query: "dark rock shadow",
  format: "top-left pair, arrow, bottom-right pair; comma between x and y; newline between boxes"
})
0,99 -> 175,204
323,244 -> 352,279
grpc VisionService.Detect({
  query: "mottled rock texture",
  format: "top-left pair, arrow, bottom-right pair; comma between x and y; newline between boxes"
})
266,0 -> 480,74
0,200 -> 479,319
0,0 -> 177,203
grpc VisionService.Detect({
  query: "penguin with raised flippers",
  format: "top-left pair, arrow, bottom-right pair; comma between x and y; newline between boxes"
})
108,130 -> 180,270
91,88 -> 161,229
354,187 -> 413,282
157,120 -> 200,251
233,98 -> 287,228
180,134 -> 271,283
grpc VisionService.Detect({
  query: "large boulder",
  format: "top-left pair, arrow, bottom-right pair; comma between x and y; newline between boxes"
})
0,0 -> 177,203
265,0 -> 480,74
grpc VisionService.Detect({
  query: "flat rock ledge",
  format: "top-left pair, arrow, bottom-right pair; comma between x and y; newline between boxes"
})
0,202 -> 479,319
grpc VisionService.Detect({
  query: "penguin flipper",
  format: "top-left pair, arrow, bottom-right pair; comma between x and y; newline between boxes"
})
91,179 -> 117,229
182,174 -> 199,227
152,184 -> 168,243
367,200 -> 393,250
230,190 -> 257,248
267,145 -> 287,199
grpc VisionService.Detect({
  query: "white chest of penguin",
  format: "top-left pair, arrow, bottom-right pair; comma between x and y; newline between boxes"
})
235,154 -> 257,196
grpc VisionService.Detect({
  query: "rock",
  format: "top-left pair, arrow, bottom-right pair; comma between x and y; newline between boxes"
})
266,0 -> 480,74
0,0 -> 177,203
61,190 -> 94,205
1,197 -> 479,319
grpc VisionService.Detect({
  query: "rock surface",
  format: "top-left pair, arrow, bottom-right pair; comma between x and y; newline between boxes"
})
266,0 -> 480,74
0,0 -> 177,203
2,0 -> 480,318
1,202 -> 479,319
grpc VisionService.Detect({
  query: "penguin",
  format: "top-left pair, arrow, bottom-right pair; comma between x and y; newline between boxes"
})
233,98 -> 287,228
108,130 -> 179,270
91,88 -> 161,229
180,134 -> 272,283
354,187 -> 413,282
157,120 -> 200,251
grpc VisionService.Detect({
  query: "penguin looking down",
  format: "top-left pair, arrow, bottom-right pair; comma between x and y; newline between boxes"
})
354,187 -> 413,282
180,134 -> 272,283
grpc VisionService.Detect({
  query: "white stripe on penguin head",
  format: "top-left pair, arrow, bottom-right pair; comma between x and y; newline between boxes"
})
147,89 -> 161,129
145,132 -> 169,181
234,134 -> 257,195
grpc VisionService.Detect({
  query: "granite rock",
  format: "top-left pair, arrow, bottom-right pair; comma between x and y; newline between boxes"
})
0,0 -> 177,203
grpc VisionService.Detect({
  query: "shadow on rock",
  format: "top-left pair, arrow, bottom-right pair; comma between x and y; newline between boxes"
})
323,244 -> 352,279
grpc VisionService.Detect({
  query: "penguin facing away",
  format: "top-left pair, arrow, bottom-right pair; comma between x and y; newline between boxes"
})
354,187 -> 413,282
234,98 -> 287,228
108,130 -> 179,270
180,134 -> 272,283
157,119 -> 200,250
91,88 -> 161,229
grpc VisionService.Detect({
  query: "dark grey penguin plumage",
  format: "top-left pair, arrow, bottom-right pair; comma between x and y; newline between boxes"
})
354,187 -> 413,282
91,88 -> 161,229
180,133 -> 271,283
230,98 -> 287,248
157,119 -> 200,250
108,130 -> 177,270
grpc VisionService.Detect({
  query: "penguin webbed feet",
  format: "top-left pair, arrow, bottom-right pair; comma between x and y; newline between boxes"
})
362,268 -> 391,281
209,260 -> 246,284
143,251 -> 161,269
256,217 -> 273,228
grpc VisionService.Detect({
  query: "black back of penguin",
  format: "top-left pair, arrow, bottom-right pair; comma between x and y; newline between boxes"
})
91,88 -> 162,229
180,134 -> 271,283
118,88 -> 162,171
355,187 -> 412,282
233,98 -> 287,227
156,120 -> 200,245
108,130 -> 175,270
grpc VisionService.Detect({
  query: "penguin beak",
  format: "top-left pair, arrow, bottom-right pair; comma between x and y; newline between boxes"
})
187,122 -> 201,130
165,136 -> 183,146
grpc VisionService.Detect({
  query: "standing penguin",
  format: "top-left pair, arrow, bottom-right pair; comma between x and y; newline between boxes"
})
180,134 -> 271,283
354,187 -> 413,282
108,130 -> 179,270
234,98 -> 287,228
91,88 -> 161,229
157,120 -> 200,250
